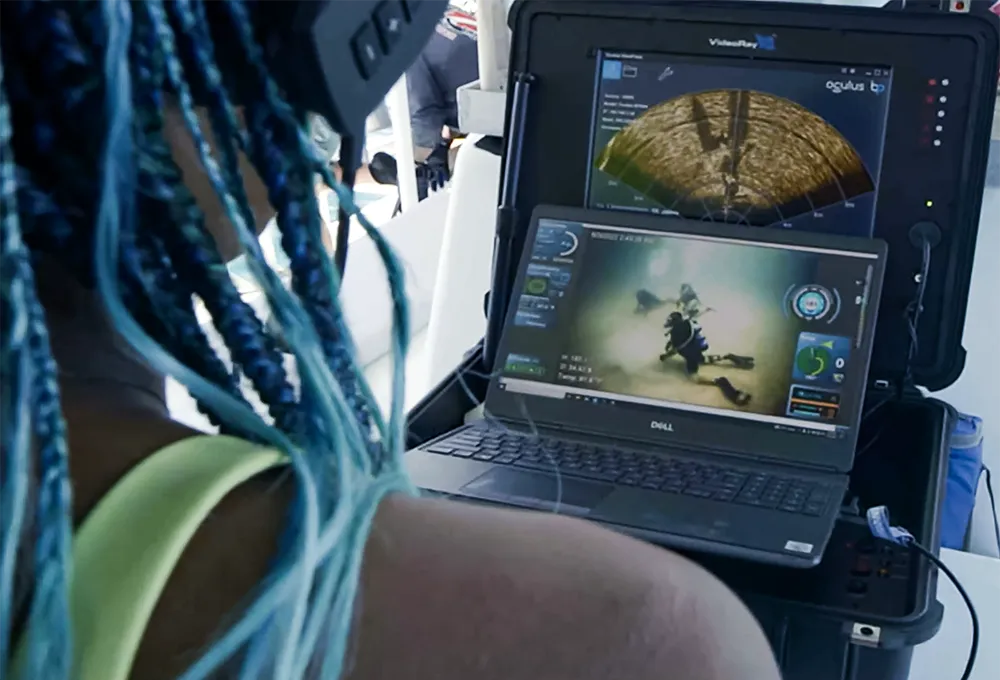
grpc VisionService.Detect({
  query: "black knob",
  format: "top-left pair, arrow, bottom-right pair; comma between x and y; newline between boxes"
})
908,221 -> 942,249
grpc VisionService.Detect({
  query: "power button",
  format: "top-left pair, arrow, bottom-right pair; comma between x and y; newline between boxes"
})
351,21 -> 382,80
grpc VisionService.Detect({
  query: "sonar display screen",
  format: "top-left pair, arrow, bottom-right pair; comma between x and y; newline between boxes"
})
586,52 -> 893,237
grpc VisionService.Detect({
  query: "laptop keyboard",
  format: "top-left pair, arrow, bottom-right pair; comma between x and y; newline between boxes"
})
421,426 -> 833,516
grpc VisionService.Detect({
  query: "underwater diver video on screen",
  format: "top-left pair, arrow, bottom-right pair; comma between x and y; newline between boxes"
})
586,51 -> 892,237
501,219 -> 880,438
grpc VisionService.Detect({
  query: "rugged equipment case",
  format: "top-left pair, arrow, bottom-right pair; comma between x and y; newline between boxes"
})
405,2 -> 1000,678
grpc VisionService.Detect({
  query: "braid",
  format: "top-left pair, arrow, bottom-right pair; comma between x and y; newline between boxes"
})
129,228 -> 250,432
139,0 -> 304,438
22,269 -> 73,678
142,145 -> 303,435
243,108 -> 375,438
0,57 -> 74,678
4,4 -> 103,286
12,170 -> 237,439
169,0 -> 377,445
223,0 -> 410,459
0,61 -> 35,672
1,1 -> 418,677
124,27 -> 262,432
156,195 -> 303,436
166,0 -> 254,223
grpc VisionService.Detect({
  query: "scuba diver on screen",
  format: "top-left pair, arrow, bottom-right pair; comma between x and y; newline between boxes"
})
635,283 -> 714,320
660,311 -> 755,407
634,288 -> 668,316
672,283 -> 714,321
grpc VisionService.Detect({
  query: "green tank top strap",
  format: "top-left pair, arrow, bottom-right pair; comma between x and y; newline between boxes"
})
70,435 -> 285,680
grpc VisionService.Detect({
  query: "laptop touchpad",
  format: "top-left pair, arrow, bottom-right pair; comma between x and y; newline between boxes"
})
459,469 -> 614,516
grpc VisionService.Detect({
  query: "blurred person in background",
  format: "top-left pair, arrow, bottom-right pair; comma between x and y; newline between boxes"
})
407,0 -> 479,163
368,1 -> 481,201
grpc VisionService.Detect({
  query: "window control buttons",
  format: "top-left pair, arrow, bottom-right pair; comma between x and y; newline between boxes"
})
351,21 -> 383,79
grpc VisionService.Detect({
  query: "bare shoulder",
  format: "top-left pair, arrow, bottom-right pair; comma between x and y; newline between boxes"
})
130,477 -> 777,680
347,494 -> 780,680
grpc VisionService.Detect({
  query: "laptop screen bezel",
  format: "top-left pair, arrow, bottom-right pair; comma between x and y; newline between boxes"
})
485,205 -> 887,473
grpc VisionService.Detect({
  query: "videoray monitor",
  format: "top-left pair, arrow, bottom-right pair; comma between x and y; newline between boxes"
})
586,51 -> 893,237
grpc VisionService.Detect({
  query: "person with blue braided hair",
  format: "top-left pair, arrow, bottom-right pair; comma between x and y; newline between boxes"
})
0,2 -> 780,680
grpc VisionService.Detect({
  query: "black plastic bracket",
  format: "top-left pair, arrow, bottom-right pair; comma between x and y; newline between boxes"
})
254,0 -> 448,141
484,72 -> 536,369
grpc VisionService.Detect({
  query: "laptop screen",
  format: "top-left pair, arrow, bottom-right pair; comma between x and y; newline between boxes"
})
488,211 -> 885,469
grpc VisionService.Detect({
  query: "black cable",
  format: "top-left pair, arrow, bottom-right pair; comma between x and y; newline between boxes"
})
856,233 -> 933,456
862,395 -> 892,423
334,132 -> 364,277
900,236 -> 931,399
854,424 -> 887,459
983,465 -> 1000,555
856,397 -> 892,459
868,506 -> 978,680
908,541 -> 979,680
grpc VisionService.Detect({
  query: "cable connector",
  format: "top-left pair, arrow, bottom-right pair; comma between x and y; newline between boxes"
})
866,506 -> 914,545
908,221 -> 942,250
866,505 -> 979,680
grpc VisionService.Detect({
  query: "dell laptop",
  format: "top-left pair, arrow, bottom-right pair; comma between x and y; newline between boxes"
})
406,206 -> 887,568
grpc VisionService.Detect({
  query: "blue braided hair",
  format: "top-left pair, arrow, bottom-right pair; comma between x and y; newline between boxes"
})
0,1 -> 414,678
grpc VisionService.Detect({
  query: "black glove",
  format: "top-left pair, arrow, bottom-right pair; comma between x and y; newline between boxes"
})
369,151 -> 399,186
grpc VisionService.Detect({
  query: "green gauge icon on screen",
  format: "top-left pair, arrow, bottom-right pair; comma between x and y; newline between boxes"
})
791,332 -> 850,388
796,344 -> 833,377
525,276 -> 549,296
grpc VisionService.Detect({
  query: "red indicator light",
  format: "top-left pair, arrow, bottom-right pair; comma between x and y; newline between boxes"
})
925,95 -> 935,103
928,78 -> 938,86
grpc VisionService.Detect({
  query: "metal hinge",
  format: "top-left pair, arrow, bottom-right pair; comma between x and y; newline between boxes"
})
850,622 -> 882,648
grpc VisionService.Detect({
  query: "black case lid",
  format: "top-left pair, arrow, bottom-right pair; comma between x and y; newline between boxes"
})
501,0 -> 999,391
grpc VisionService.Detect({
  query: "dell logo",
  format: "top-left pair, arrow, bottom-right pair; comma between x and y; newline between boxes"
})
650,420 -> 675,432
708,34 -> 776,51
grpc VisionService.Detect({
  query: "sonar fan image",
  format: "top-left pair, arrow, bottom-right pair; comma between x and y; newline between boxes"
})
594,89 -> 874,224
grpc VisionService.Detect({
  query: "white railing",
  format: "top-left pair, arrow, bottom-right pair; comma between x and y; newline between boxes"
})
384,74 -> 421,214
457,0 -> 510,136
476,0 -> 510,92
